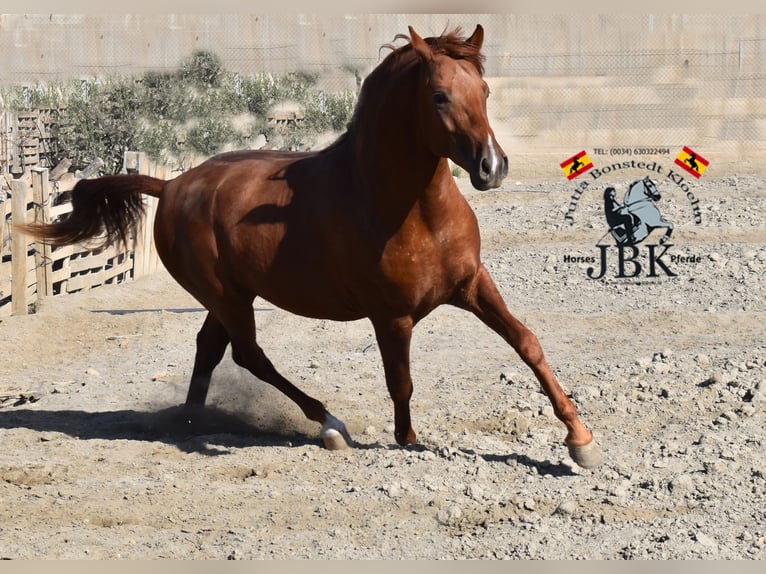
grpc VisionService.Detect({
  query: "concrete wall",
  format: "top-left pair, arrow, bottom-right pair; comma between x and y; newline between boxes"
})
2,14 -> 765,168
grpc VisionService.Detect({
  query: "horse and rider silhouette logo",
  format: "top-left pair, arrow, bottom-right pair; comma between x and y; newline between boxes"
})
602,176 -> 673,246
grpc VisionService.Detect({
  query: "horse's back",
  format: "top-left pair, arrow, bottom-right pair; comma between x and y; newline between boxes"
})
154,147 -> 369,317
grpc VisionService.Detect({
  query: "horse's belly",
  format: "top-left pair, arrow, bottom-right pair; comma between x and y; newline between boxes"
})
254,275 -> 368,321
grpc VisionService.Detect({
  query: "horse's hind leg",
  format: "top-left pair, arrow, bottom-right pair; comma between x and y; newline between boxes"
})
659,221 -> 674,244
215,298 -> 352,450
454,266 -> 603,469
185,313 -> 230,408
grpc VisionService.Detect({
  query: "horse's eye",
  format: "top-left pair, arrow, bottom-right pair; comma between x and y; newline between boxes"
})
433,91 -> 449,107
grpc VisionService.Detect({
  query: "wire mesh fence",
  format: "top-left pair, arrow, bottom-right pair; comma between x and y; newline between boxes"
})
1,14 -> 764,160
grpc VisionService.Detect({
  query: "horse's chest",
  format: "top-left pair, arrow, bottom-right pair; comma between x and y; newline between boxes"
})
378,227 -> 475,300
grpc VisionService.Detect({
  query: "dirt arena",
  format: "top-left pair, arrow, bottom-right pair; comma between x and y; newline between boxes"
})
1,170 -> 764,559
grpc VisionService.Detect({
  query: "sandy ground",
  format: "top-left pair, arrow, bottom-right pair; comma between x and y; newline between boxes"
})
0,171 -> 764,559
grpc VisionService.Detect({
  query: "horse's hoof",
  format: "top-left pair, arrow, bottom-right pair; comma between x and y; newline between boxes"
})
568,440 -> 604,469
321,414 -> 352,451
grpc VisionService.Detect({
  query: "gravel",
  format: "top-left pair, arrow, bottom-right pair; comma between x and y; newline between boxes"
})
0,172 -> 763,559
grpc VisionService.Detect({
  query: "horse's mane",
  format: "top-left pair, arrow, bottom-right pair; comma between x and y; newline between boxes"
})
380,27 -> 485,75
322,27 -> 485,153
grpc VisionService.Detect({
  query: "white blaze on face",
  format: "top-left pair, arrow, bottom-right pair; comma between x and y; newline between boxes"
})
486,134 -> 500,175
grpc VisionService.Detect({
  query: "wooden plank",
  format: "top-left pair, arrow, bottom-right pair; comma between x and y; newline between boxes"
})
10,177 -> 29,315
68,245 -> 123,274
26,251 -> 37,284
0,193 -> 7,314
147,195 -> 159,275
0,260 -> 10,296
9,114 -> 21,174
49,243 -> 75,263
133,152 -> 151,280
102,257 -> 133,284
65,258 -> 131,292
49,267 -> 71,285
64,273 -> 97,293
49,202 -> 73,220
0,112 -> 7,171
0,195 -> 6,259
49,158 -> 72,181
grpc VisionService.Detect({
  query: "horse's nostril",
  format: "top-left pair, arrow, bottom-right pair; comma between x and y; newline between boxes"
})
481,157 -> 491,177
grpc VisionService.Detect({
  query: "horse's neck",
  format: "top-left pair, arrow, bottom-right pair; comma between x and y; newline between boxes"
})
625,185 -> 642,204
346,81 -> 449,223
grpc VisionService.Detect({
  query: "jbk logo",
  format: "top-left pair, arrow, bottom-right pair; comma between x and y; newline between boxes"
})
589,176 -> 677,279
559,148 -> 707,280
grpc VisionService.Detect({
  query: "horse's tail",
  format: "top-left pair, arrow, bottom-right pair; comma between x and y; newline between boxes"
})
18,174 -> 165,249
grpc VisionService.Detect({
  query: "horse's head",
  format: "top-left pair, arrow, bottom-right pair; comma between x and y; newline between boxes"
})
626,176 -> 661,204
642,176 -> 661,201
409,25 -> 508,191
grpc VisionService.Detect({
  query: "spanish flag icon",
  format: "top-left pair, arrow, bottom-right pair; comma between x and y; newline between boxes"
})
674,146 -> 709,179
560,150 -> 593,180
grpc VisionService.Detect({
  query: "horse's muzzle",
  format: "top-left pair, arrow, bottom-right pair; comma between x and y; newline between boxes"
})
470,138 -> 509,191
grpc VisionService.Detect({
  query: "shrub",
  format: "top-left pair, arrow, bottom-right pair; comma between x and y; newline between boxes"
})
302,90 -> 356,133
137,119 -> 182,164
55,80 -> 141,173
1,50 -> 360,173
180,51 -> 225,89
185,117 -> 237,157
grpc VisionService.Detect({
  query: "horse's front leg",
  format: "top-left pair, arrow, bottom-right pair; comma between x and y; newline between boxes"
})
372,316 -> 417,446
454,265 -> 603,468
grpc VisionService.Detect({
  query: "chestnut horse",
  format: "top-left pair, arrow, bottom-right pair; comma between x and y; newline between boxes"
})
24,26 -> 602,468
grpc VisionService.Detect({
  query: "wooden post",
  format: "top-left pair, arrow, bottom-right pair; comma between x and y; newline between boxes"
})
0,191 -> 6,262
148,163 -> 164,274
123,150 -> 140,174
129,152 -> 166,280
1,112 -> 10,173
132,152 -> 149,279
10,177 -> 29,315
31,167 -> 52,298
9,113 -> 21,175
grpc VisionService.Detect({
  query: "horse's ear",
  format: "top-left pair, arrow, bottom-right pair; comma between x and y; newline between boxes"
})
466,24 -> 484,50
409,26 -> 433,63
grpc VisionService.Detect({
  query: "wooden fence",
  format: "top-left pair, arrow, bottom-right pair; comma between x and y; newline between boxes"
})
0,151 -> 176,317
1,109 -> 61,176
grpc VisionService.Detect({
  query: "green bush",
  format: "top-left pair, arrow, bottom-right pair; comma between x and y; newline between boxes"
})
303,90 -> 357,133
137,119 -> 182,164
137,71 -> 192,122
185,117 -> 236,156
240,74 -> 282,116
1,51 -> 359,173
180,51 -> 225,89
55,80 -> 142,173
